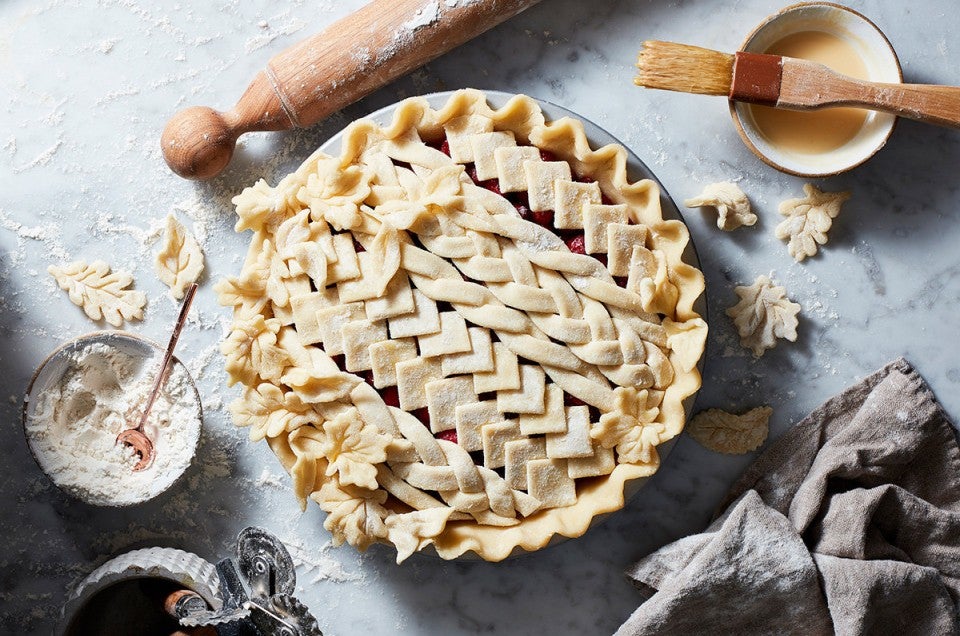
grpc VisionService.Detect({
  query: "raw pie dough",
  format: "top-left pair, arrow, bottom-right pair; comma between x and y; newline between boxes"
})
49,260 -> 146,327
155,214 -> 204,299
726,275 -> 800,357
687,406 -> 772,455
776,183 -> 851,262
684,182 -> 756,231
218,90 -> 707,562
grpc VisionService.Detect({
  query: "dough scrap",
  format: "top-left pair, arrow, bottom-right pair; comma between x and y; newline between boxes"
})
155,214 -> 204,299
726,275 -> 800,357
684,182 -> 756,231
775,183 -> 851,262
48,260 -> 146,327
687,406 -> 772,454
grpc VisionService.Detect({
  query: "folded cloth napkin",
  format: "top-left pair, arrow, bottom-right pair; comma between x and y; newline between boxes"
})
617,358 -> 960,636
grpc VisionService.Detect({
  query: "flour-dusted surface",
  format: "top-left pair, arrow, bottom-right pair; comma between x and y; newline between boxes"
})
2,0 -> 960,634
25,340 -> 201,506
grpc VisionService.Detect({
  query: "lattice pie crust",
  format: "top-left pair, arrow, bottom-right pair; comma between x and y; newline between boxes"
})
217,90 -> 707,562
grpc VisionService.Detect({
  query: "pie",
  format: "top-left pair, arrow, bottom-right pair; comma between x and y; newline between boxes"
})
217,89 -> 707,563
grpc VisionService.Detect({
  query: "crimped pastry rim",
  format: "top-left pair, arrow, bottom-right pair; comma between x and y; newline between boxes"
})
232,89 -> 707,562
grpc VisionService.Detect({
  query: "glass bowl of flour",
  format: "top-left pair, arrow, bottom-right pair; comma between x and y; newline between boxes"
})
22,332 -> 203,506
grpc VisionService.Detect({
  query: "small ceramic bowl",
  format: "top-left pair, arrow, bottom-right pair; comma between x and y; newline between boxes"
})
730,2 -> 903,177
22,331 -> 203,507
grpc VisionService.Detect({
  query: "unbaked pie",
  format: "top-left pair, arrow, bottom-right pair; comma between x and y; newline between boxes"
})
217,90 -> 707,562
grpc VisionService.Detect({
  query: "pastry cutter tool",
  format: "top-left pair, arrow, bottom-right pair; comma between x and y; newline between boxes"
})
164,527 -> 321,636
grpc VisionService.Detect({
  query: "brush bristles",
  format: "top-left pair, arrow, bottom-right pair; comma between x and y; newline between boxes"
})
635,41 -> 734,96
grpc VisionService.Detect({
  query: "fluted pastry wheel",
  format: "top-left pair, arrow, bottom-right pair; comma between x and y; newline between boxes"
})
217,90 -> 707,562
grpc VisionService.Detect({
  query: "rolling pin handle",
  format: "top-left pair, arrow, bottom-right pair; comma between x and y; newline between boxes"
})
160,71 -> 293,180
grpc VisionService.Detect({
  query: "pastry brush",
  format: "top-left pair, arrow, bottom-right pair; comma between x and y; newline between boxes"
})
635,40 -> 960,129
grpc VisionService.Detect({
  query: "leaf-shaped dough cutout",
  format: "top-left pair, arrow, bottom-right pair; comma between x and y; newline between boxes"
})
367,221 -> 401,297
299,159 -> 370,231
684,182 -> 756,231
775,183 -> 851,262
215,239 -> 272,313
384,507 -> 455,564
590,387 -> 662,465
155,214 -> 204,299
688,406 -> 772,454
663,317 -> 709,373
229,383 -> 316,441
280,367 -> 361,404
213,276 -> 267,315
636,249 -> 678,315
313,478 -> 388,550
48,260 -> 146,327
232,177 -> 301,233
288,425 -> 329,509
725,275 -> 800,357
221,314 -> 288,386
320,407 -> 390,490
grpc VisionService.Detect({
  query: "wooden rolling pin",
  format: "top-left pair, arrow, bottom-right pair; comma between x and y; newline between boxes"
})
161,0 -> 542,180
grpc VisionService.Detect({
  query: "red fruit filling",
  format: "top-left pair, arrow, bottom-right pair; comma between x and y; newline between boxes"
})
482,179 -> 502,195
564,394 -> 587,407
436,429 -> 458,443
381,385 -> 400,408
516,203 -> 554,228
440,139 -> 451,156
565,234 -> 586,255
530,209 -> 554,227
464,166 -> 503,194
539,149 -> 557,162
412,408 -> 431,426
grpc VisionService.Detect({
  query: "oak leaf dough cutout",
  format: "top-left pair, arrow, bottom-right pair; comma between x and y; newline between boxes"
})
48,260 -> 146,327
687,406 -> 772,454
775,183 -> 851,262
155,214 -> 204,299
684,182 -> 757,231
726,275 -> 800,357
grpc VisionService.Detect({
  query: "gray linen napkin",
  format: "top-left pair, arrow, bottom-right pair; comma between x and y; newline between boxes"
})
617,358 -> 960,636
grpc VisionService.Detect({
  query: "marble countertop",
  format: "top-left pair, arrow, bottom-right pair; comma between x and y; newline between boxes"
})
2,0 -> 959,633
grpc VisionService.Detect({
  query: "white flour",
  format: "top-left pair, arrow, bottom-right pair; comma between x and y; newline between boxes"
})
24,341 -> 202,506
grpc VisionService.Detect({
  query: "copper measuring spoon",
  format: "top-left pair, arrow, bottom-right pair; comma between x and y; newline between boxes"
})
117,282 -> 198,471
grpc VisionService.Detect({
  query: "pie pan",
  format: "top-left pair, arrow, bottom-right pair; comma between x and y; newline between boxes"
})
228,89 -> 707,561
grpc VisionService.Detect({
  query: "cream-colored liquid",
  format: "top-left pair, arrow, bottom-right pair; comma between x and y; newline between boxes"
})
748,30 -> 870,154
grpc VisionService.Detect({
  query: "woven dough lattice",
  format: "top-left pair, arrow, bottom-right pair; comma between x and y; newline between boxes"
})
218,90 -> 707,562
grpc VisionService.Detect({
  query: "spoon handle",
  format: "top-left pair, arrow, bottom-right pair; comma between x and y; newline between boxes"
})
136,283 -> 199,430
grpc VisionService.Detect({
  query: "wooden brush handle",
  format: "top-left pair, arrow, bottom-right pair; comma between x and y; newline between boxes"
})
162,0 -> 542,180
777,57 -> 960,129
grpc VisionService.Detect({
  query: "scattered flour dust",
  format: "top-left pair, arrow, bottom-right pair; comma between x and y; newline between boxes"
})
24,340 -> 201,506
281,535 -> 364,585
403,1 -> 440,30
244,11 -> 307,53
